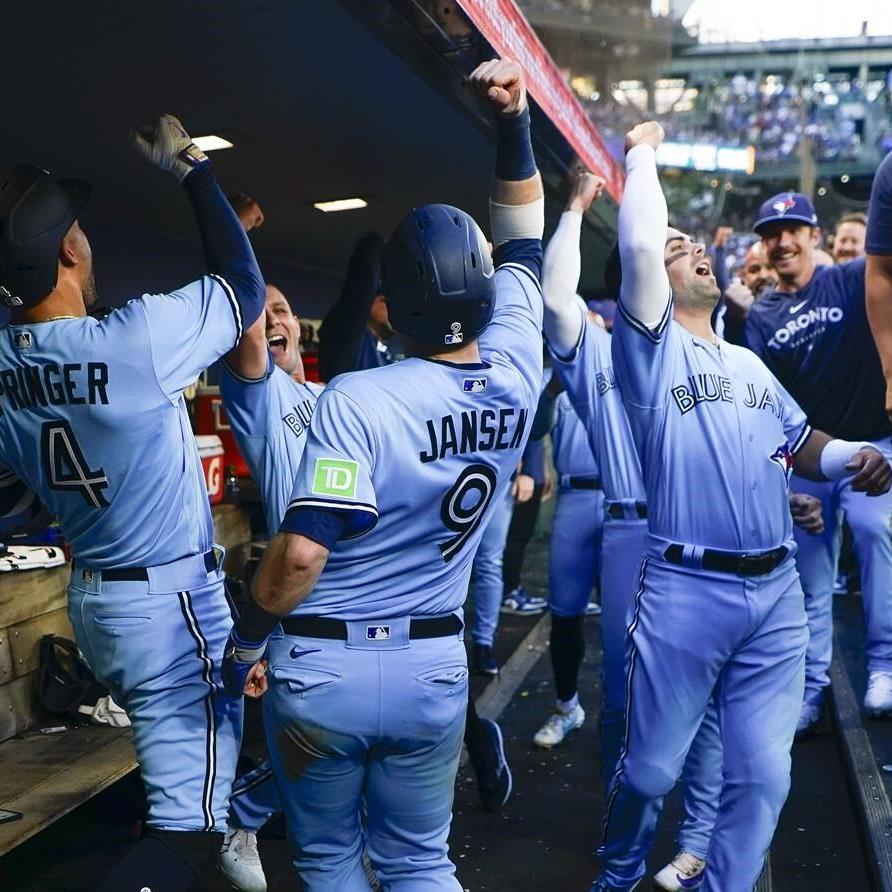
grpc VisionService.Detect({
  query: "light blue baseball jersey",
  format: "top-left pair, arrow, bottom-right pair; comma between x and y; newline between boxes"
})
0,275 -> 242,566
612,304 -> 811,551
552,391 -> 599,479
220,359 -> 324,533
284,262 -> 543,619
549,311 -> 646,503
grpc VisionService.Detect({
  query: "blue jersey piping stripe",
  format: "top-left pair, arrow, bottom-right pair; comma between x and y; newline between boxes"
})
221,358 -> 269,385
498,261 -> 543,293
791,424 -> 812,454
617,290 -> 672,343
209,273 -> 242,344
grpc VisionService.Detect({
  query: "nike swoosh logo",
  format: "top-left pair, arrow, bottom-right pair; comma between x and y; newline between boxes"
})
289,646 -> 320,659
789,300 -> 807,313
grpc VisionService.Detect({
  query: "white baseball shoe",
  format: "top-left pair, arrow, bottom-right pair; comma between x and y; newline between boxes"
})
865,671 -> 892,718
795,697 -> 822,737
653,851 -> 706,890
219,827 -> 267,892
533,703 -> 585,748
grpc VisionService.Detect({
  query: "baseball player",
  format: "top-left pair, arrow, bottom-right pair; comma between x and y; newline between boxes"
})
744,183 -> 892,731
220,58 -> 544,890
590,121 -> 890,892
531,385 -> 604,747
217,282 -> 324,890
0,116 -> 265,891
866,150 -> 892,414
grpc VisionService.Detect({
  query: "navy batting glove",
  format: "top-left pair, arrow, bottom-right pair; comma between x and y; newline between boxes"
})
221,628 -> 268,696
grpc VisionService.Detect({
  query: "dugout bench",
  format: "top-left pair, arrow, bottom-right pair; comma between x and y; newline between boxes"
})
0,504 -> 252,855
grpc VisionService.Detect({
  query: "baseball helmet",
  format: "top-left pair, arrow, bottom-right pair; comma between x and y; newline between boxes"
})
0,165 -> 92,309
382,204 -> 495,349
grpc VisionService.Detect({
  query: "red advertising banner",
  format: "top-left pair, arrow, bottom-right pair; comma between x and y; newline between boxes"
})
455,0 -> 624,201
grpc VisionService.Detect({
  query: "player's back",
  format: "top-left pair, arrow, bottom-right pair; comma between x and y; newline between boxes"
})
0,303 -> 212,567
552,392 -> 598,479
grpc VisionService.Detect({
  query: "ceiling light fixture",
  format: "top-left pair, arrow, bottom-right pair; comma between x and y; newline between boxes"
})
313,197 -> 368,213
192,135 -> 234,152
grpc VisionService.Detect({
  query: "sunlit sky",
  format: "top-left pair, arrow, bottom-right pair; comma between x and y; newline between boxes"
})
678,0 -> 892,43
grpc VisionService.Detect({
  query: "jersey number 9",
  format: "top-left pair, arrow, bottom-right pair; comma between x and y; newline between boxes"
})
439,463 -> 498,562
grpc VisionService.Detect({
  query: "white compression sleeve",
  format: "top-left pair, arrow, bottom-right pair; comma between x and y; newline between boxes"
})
542,210 -> 586,357
619,144 -> 672,329
489,197 -> 545,248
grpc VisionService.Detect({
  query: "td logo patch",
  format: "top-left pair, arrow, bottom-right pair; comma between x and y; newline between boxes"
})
312,458 -> 358,498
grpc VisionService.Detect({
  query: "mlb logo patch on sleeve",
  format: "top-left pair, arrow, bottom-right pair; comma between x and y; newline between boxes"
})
312,458 -> 358,498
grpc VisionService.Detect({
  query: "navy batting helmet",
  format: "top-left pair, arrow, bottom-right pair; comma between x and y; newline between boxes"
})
0,165 -> 91,309
382,204 -> 495,349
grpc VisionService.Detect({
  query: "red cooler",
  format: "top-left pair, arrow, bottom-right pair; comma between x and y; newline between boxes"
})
193,383 -> 251,478
196,435 -> 225,505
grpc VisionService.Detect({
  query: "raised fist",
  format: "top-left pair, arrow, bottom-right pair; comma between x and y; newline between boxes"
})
624,121 -> 665,155
566,170 -> 606,214
130,114 -> 209,182
469,59 -> 527,116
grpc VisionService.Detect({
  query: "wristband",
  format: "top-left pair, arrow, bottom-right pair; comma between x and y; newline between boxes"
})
495,106 -> 536,181
819,439 -> 872,480
235,595 -> 282,643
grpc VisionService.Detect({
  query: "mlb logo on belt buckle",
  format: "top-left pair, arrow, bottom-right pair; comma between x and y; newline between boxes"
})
367,625 -> 391,640
81,569 -> 93,583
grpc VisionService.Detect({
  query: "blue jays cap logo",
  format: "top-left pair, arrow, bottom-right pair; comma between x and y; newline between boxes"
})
367,625 -> 391,640
463,377 -> 487,393
769,443 -> 793,484
772,194 -> 797,216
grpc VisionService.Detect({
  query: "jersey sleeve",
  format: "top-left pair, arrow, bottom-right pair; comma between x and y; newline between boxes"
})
772,372 -> 812,453
548,312 -> 595,422
478,263 -> 544,399
867,150 -> 892,255
612,299 -> 677,411
281,386 -> 378,540
138,274 -> 242,400
219,353 -> 274,439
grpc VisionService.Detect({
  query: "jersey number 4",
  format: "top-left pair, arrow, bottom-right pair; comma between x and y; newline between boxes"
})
439,463 -> 498,562
41,421 -> 110,508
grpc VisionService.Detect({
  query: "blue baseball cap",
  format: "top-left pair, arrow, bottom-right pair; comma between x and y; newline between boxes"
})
753,192 -> 819,234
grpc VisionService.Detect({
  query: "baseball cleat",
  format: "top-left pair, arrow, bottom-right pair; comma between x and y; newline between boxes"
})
795,697 -> 823,738
653,850 -> 706,890
533,703 -> 585,748
585,600 -> 603,616
472,643 -> 499,676
501,587 -> 547,615
865,671 -> 892,717
467,717 -> 513,812
219,827 -> 267,892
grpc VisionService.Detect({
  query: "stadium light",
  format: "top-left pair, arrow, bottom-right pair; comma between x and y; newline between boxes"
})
313,198 -> 368,213
192,135 -> 234,152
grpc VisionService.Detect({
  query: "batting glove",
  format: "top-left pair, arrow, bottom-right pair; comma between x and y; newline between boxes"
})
130,114 -> 209,182
221,629 -> 268,696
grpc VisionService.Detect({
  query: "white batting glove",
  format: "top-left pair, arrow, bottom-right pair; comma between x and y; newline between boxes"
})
130,114 -> 209,182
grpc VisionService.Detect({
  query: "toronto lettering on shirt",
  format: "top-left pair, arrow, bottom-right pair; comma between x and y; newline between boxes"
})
766,304 -> 844,350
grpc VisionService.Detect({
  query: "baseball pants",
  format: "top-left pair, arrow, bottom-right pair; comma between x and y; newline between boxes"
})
68,550 -> 243,832
547,485 -> 604,618
229,761 -> 279,833
470,487 -> 514,647
598,554 -> 807,892
790,434 -> 892,703
264,618 -> 467,891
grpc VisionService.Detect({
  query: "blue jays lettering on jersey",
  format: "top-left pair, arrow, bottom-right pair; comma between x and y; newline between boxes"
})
282,263 -> 543,620
220,359 -> 323,532
549,311 -> 645,503
0,276 -> 240,566
613,310 -> 810,552
552,391 -> 599,480
744,258 -> 890,440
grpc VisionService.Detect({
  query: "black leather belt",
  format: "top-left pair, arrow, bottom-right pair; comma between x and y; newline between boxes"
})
76,549 -> 217,582
567,477 -> 601,490
607,502 -> 647,519
663,544 -> 788,577
281,614 -> 463,640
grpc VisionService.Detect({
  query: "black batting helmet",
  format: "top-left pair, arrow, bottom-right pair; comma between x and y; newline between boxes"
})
0,165 -> 92,309
382,204 -> 495,350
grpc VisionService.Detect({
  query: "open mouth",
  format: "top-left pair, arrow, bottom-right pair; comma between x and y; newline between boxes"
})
695,260 -> 713,278
268,334 -> 287,356
772,250 -> 797,264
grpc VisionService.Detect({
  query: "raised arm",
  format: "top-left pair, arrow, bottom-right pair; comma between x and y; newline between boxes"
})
866,150 -> 892,415
468,59 -> 544,272
130,115 -> 265,336
619,123 -> 671,329
542,172 -> 606,355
